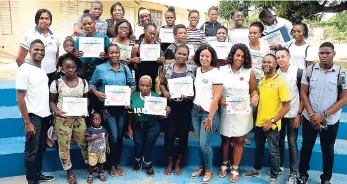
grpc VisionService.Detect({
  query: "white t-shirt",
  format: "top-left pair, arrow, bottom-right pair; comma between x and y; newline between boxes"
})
277,64 -> 300,118
287,42 -> 315,70
20,26 -> 60,74
16,62 -> 51,118
193,67 -> 223,112
247,40 -> 270,79
228,28 -> 249,46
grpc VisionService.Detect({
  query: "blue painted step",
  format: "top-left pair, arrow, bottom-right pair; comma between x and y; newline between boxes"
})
0,81 -> 16,107
1,133 -> 347,178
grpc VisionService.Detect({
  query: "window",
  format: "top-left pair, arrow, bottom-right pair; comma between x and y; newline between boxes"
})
149,10 -> 162,27
60,0 -> 92,36
124,6 -> 135,26
0,1 -> 19,35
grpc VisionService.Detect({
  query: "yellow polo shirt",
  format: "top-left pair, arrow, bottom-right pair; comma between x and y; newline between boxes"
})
256,73 -> 291,131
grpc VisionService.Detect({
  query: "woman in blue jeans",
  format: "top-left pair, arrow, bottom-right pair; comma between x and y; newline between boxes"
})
89,44 -> 136,176
189,44 -> 222,184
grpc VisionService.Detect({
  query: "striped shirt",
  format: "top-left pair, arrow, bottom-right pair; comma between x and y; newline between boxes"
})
186,28 -> 206,51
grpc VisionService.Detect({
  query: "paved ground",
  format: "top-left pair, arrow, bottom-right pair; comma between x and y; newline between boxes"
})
0,166 -> 346,184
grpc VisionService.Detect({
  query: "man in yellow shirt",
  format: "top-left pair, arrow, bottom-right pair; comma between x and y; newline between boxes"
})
242,54 -> 291,184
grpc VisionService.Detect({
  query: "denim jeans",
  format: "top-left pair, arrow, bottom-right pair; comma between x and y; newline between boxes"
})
133,121 -> 161,163
25,113 -> 51,183
279,117 -> 299,175
164,100 -> 192,159
105,107 -> 125,167
191,108 -> 219,171
299,117 -> 339,181
254,126 -> 280,178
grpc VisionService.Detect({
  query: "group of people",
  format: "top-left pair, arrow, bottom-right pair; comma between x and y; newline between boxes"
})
15,1 -> 346,184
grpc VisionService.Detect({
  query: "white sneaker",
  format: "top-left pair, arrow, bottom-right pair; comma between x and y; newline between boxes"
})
286,175 -> 297,184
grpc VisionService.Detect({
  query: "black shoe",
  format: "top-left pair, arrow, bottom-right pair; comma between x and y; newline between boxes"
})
297,176 -> 308,184
133,159 -> 143,172
321,180 -> 331,184
38,174 -> 55,182
28,180 -> 39,184
144,163 -> 154,177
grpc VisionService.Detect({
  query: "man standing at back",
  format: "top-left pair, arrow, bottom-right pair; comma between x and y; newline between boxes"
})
74,1 -> 107,36
298,42 -> 347,184
16,39 -> 55,184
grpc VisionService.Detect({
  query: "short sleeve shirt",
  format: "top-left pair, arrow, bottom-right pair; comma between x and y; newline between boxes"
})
247,40 -> 271,79
20,26 -> 60,74
85,126 -> 108,154
287,42 -> 315,70
49,78 -> 88,111
257,74 -> 291,131
164,43 -> 178,60
193,67 -> 223,112
16,62 -> 51,117
130,91 -> 160,123
76,17 -> 108,35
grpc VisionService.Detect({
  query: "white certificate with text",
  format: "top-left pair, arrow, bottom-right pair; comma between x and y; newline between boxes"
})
226,96 -> 251,114
168,76 -> 194,99
140,44 -> 161,61
79,37 -> 104,58
144,96 -> 167,116
62,97 -> 88,116
210,42 -> 232,60
104,85 -> 131,106
159,28 -> 174,43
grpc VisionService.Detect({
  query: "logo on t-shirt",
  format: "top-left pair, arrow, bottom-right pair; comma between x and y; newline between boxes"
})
202,78 -> 209,84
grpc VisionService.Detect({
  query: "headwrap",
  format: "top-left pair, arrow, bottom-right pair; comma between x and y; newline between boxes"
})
139,9 -> 150,16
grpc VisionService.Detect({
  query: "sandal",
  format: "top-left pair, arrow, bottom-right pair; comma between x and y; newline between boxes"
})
174,163 -> 182,175
98,173 -> 106,181
244,138 -> 251,145
190,168 -> 205,179
229,166 -> 239,183
116,167 -> 126,176
218,161 -> 230,178
202,172 -> 213,184
108,168 -> 118,177
164,159 -> 173,175
67,173 -> 77,184
87,175 -> 93,184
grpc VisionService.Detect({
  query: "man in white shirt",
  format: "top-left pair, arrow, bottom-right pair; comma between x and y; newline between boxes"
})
276,47 -> 303,184
74,1 -> 107,36
16,39 -> 54,184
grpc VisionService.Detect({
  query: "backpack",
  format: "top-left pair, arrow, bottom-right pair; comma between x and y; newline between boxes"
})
306,63 -> 345,95
288,42 -> 310,68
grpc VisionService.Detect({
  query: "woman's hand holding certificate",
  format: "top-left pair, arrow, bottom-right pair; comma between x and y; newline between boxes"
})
225,96 -> 251,114
143,96 -> 167,116
104,85 -> 131,106
62,97 -> 88,117
168,76 -> 194,99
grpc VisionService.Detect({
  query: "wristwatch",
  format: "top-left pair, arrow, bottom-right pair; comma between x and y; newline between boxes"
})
270,118 -> 276,124
323,112 -> 328,118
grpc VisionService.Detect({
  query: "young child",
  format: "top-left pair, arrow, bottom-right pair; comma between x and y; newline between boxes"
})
63,36 -> 76,54
85,112 -> 110,183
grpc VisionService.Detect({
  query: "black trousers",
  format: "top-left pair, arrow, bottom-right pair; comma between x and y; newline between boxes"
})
299,117 -> 339,181
25,114 -> 51,183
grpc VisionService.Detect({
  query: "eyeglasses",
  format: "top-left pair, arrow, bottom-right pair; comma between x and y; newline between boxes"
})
119,27 -> 129,31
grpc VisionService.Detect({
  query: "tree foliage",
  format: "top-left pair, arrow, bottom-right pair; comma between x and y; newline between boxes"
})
219,0 -> 347,22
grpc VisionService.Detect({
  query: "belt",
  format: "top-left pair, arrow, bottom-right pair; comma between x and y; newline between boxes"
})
193,104 -> 203,111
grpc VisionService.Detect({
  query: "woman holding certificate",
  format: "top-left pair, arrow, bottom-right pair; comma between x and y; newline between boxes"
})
190,45 -> 222,184
89,44 -> 136,177
160,44 -> 195,175
159,6 -> 176,53
128,76 -> 171,176
74,13 -> 111,82
218,44 -> 258,183
49,53 -> 88,184
131,23 -> 164,90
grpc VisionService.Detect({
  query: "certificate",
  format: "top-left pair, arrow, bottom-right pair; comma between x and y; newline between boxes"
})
210,42 -> 232,59
62,97 -> 88,116
79,37 -> 104,58
144,96 -> 167,116
140,44 -> 161,61
104,85 -> 131,106
168,76 -> 194,98
263,26 -> 291,46
159,28 -> 174,43
134,25 -> 144,40
226,96 -> 250,114
117,43 -> 133,61
228,28 -> 249,45
186,44 -> 195,58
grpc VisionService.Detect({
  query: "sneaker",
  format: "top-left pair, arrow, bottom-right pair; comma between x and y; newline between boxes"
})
321,180 -> 331,184
269,177 -> 277,184
268,167 -> 284,176
38,174 -> 55,182
133,158 -> 143,172
144,163 -> 154,177
286,175 -> 297,184
241,169 -> 261,177
297,176 -> 308,184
